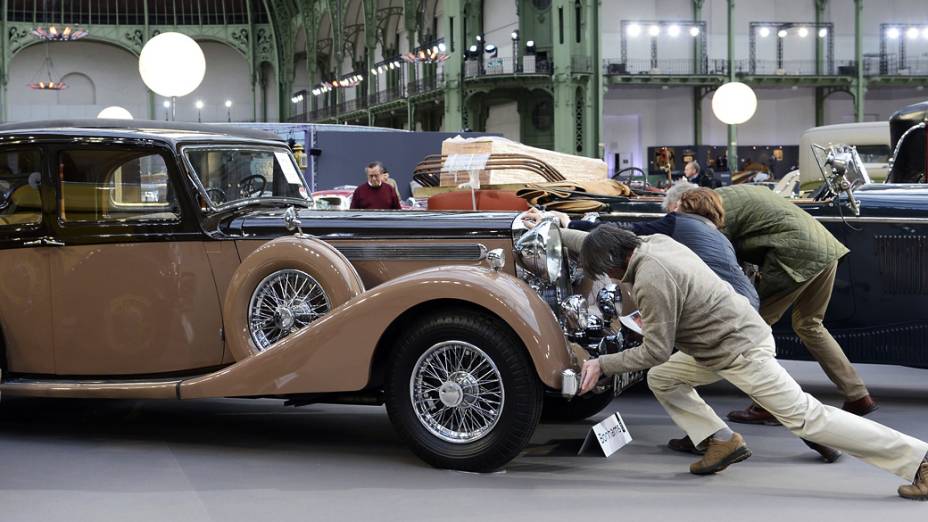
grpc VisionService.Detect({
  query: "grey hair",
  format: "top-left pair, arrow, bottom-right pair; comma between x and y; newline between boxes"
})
580,224 -> 641,277
662,178 -> 699,212
366,161 -> 385,172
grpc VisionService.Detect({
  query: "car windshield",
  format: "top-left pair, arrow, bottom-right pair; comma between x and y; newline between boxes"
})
184,146 -> 310,207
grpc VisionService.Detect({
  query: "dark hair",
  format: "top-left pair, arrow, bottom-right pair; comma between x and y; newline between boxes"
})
366,161 -> 384,172
580,224 -> 641,277
679,187 -> 725,228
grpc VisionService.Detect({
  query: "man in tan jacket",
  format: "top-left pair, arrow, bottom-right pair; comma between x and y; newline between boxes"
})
575,225 -> 928,500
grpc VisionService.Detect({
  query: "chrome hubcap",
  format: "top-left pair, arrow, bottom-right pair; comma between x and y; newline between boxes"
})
275,306 -> 296,331
248,269 -> 330,350
410,341 -> 504,444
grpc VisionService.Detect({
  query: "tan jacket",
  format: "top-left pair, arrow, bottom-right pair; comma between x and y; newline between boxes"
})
596,234 -> 771,375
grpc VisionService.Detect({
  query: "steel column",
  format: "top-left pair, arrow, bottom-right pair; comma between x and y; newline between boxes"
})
854,0 -> 865,122
727,0 -> 737,173
815,0 -> 827,126
441,0 -> 464,131
693,0 -> 705,142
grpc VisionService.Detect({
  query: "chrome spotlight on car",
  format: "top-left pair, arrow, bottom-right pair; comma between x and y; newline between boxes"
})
560,294 -> 589,334
816,144 -> 870,217
514,217 -> 563,285
596,284 -> 620,323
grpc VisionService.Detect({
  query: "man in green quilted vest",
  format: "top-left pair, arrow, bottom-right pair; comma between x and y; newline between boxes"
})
717,185 -> 877,424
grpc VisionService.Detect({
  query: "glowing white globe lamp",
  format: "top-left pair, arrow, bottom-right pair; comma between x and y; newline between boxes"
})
711,82 -> 757,125
139,32 -> 205,120
97,106 -> 133,119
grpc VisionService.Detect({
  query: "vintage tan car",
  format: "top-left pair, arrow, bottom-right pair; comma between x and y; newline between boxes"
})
0,120 -> 639,472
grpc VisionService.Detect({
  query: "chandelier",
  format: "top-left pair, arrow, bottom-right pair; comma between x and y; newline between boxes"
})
401,43 -> 448,64
31,0 -> 88,41
310,74 -> 363,96
28,43 -> 67,91
32,25 -> 88,41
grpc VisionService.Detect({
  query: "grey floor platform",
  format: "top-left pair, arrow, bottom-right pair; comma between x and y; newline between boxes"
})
0,360 -> 926,521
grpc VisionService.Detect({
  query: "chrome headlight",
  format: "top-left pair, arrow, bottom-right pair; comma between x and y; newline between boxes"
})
596,284 -> 620,322
560,294 -> 589,331
514,219 -> 563,284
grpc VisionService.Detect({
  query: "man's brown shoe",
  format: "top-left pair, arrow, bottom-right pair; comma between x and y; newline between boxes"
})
668,435 -> 706,455
843,395 -> 879,417
802,439 -> 842,463
690,433 -> 752,475
898,462 -> 928,501
727,403 -> 780,426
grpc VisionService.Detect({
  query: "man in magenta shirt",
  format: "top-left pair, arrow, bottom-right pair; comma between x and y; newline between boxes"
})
350,161 -> 401,210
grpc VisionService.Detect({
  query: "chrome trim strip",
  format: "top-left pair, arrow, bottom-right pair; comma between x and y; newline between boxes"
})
601,211 -> 928,225
601,212 -> 666,219
335,243 -> 488,261
815,216 -> 928,224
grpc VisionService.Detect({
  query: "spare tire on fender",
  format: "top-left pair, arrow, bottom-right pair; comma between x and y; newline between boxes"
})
223,236 -> 364,361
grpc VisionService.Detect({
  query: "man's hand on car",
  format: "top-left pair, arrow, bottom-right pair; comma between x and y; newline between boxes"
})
579,358 -> 604,394
521,208 -> 570,229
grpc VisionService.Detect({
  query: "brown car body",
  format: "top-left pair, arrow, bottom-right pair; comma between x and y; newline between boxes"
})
0,121 -> 629,471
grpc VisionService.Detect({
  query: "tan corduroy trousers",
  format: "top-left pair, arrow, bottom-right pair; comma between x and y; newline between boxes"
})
647,335 -> 928,481
760,261 -> 869,401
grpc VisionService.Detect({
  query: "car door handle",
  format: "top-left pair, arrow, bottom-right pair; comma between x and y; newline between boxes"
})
23,237 -> 65,247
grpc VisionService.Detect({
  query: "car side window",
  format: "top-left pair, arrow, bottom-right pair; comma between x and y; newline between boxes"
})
0,149 -> 43,227
58,149 -> 181,223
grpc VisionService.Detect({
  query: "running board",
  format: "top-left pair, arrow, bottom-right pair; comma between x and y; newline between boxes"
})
0,376 -> 182,399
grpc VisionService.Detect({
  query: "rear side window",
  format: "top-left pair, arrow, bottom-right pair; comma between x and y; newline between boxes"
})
0,149 -> 43,227
57,148 -> 181,223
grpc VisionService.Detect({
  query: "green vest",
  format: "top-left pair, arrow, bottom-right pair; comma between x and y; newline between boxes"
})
717,185 -> 849,300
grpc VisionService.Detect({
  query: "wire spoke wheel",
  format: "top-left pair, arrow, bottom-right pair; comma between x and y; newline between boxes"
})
410,341 -> 505,444
248,269 -> 330,350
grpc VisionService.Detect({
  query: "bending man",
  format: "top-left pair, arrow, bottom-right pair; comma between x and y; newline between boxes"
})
575,225 -> 928,500
717,185 -> 876,424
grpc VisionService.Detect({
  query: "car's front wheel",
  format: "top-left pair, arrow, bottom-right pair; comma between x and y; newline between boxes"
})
385,310 -> 542,472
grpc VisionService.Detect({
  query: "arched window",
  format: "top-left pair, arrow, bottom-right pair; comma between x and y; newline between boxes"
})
57,73 -> 96,105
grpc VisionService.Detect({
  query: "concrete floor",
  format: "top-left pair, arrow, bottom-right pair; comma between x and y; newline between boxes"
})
0,361 -> 926,521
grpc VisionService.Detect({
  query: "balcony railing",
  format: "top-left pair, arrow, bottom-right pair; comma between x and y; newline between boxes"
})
603,58 -> 720,76
865,55 -> 928,76
463,58 -> 552,78
368,88 -> 405,106
738,59 -> 844,76
407,73 -> 444,96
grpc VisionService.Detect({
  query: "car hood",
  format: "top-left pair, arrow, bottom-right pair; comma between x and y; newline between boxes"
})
222,208 -> 520,240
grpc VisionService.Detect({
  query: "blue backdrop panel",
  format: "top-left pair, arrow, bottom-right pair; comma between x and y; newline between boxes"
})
315,130 -> 495,199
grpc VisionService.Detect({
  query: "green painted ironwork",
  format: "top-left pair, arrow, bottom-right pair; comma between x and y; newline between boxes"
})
1,0 -> 276,123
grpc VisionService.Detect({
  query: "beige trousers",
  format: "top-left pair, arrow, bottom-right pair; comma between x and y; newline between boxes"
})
760,261 -> 869,401
647,335 -> 928,481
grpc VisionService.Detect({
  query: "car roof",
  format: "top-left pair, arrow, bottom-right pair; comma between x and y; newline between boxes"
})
0,119 -> 286,146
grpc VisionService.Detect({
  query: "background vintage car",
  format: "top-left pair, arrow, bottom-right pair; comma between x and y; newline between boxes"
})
0,120 -> 634,473
590,180 -> 928,369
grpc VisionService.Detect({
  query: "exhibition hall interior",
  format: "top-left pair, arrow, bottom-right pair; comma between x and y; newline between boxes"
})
0,0 -> 927,520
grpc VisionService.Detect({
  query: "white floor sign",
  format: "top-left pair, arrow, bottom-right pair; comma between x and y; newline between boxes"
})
579,412 -> 633,457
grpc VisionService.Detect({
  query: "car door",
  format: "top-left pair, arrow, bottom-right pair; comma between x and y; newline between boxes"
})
0,146 -> 56,374
46,142 -> 225,375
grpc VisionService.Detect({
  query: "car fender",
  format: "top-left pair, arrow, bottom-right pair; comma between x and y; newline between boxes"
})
180,265 -> 570,399
222,235 -> 365,361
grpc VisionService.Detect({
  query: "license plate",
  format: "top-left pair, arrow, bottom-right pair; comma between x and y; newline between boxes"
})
613,370 -> 645,397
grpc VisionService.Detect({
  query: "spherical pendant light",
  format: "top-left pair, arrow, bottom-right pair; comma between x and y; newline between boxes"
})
711,82 -> 758,125
97,106 -> 133,119
138,32 -> 206,97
